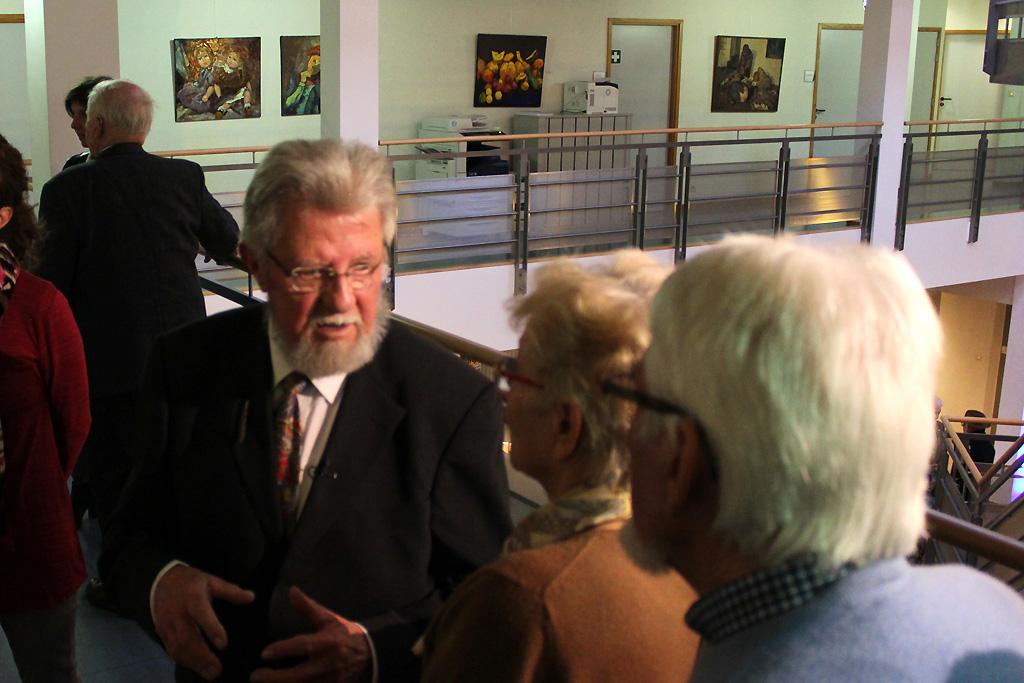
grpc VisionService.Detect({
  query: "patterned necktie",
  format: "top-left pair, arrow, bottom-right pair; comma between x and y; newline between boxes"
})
274,371 -> 308,531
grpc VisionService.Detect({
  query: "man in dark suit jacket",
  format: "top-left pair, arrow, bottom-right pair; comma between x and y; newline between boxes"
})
35,80 -> 240,584
101,139 -> 512,682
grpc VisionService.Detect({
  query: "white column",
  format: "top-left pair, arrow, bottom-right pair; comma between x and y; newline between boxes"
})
997,276 -> 1024,434
856,0 -> 917,250
993,276 -> 1024,502
320,0 -> 379,147
25,0 -> 119,184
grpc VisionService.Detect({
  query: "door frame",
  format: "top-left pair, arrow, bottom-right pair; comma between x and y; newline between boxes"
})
811,23 -> 942,156
607,18 -> 683,164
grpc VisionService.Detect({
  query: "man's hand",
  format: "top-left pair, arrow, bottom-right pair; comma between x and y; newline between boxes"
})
153,565 -> 255,681
249,587 -> 371,683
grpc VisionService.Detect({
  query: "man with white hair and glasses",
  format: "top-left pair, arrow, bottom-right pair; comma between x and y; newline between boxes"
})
101,139 -> 511,682
615,235 -> 1024,681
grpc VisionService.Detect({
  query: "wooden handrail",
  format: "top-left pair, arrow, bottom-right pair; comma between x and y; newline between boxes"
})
941,416 -> 1023,487
946,416 -> 1024,427
152,146 -> 271,158
980,433 -> 1024,487
942,416 -> 982,482
926,509 -> 1024,572
379,121 -> 884,147
905,116 -> 1024,127
391,313 -> 508,368
196,269 -> 1024,575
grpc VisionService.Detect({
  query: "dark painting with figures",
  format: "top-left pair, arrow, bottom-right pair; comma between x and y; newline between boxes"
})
281,36 -> 321,117
173,37 -> 261,122
711,36 -> 785,113
474,33 -> 546,108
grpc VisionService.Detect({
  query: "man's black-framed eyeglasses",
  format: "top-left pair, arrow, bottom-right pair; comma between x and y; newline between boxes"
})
497,356 -> 545,393
600,378 -> 689,417
604,376 -> 718,481
265,249 -> 383,293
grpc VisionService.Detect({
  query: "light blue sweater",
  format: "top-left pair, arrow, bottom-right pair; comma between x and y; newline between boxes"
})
691,559 -> 1024,682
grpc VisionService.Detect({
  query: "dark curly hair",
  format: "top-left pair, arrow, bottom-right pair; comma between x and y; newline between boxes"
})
0,134 -> 43,268
64,75 -> 113,116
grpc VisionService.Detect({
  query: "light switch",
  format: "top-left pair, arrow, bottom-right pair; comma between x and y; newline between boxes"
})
804,70 -> 815,83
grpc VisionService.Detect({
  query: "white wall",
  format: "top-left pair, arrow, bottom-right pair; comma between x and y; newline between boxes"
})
935,291 -> 1005,418
378,0 -> 870,142
117,0 -> 321,154
94,0 -> 995,159
944,0 -> 990,30
0,18 -> 30,160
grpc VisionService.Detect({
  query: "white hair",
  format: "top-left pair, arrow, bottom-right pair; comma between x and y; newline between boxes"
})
644,235 -> 942,570
86,79 -> 153,137
242,139 -> 396,254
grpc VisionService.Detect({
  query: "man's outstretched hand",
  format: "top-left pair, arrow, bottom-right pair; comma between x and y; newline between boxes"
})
250,586 -> 371,683
152,564 -> 256,681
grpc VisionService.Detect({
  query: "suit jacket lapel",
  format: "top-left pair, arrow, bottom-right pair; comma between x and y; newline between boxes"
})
232,392 -> 282,540
227,309 -> 282,541
290,354 -> 405,552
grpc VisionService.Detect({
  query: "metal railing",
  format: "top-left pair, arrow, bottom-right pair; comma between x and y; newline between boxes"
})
928,414 -> 1024,589
897,118 -> 1024,249
200,263 -> 1024,585
157,117 -> 1024,304
380,122 -> 882,294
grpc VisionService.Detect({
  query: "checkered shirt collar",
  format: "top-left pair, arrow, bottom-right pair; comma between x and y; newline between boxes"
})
685,554 -> 855,643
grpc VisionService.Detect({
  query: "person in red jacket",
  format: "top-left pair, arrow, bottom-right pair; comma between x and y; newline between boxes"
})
0,133 -> 91,683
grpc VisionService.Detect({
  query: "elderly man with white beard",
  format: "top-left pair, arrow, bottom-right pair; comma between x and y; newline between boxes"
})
100,139 -> 512,683
616,235 -> 1024,681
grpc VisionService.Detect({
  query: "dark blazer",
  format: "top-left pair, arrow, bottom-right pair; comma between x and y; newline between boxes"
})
102,305 -> 513,682
35,142 -> 240,399
62,151 -> 90,170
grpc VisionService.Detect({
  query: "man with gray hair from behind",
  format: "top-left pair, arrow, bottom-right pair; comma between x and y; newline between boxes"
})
616,235 -> 1024,681
37,79 -> 240,610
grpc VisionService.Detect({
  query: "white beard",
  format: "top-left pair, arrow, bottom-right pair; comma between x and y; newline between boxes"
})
269,304 -> 388,378
618,518 -> 674,576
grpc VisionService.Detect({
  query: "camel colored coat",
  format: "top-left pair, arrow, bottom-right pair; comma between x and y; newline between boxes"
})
420,519 -> 700,682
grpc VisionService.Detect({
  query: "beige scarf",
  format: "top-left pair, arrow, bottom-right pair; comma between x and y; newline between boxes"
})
503,484 -> 632,555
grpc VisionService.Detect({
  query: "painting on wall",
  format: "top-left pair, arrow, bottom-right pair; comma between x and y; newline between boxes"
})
172,37 -> 261,122
281,35 -> 321,116
711,36 -> 785,113
474,33 -> 546,108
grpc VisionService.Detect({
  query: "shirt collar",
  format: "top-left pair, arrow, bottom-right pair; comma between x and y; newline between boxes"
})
685,554 -> 855,643
268,330 -> 346,403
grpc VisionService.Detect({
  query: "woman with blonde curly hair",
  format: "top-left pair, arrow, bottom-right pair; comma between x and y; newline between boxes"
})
418,250 -> 700,682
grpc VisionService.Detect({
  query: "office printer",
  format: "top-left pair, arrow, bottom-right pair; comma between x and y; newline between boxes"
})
562,81 -> 619,114
415,117 -> 508,179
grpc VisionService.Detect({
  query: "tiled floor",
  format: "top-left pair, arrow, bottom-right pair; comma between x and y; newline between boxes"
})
0,518 -> 175,682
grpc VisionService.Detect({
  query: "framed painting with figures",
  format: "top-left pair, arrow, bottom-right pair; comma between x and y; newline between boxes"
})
711,36 -> 785,113
281,35 -> 321,116
173,37 -> 261,122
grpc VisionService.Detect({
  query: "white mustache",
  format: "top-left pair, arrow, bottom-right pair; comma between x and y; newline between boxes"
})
312,312 -> 363,327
